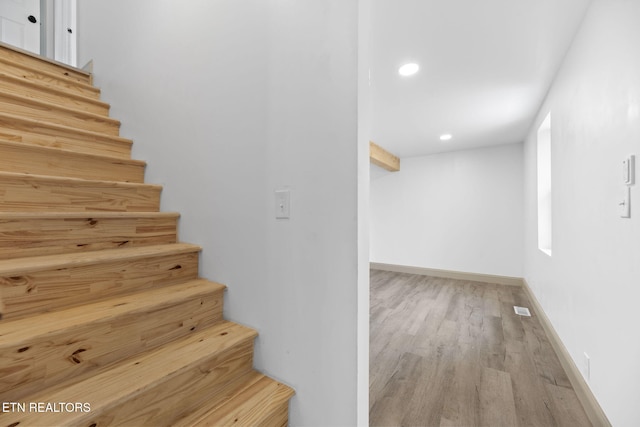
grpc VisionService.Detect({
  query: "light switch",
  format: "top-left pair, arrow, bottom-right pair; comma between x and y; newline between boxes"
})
623,155 -> 635,185
275,189 -> 290,219
620,186 -> 630,218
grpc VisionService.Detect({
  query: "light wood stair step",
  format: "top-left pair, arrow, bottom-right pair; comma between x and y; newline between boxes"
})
0,54 -> 99,99
0,41 -> 94,85
0,42 -> 92,84
0,111 -> 132,158
174,371 -> 295,427
0,243 -> 201,320
0,211 -> 179,259
0,171 -> 161,212
0,70 -> 109,115
0,321 -> 258,427
0,279 -> 226,402
0,90 -> 120,135
0,139 -> 145,182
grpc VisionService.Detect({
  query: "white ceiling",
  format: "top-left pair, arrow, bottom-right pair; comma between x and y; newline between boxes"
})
370,0 -> 592,159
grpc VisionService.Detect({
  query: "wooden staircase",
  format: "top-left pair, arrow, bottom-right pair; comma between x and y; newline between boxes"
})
0,43 -> 294,427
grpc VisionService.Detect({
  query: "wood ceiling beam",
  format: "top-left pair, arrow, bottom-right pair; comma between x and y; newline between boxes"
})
369,141 -> 400,172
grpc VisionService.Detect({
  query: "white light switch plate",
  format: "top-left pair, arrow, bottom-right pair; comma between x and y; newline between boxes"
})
620,186 -> 630,218
623,155 -> 635,185
275,189 -> 290,219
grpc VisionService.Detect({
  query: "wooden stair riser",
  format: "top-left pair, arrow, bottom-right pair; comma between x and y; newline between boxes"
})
0,113 -> 132,159
0,72 -> 109,115
0,173 -> 161,213
0,56 -> 99,99
175,372 -> 294,427
223,380 -> 293,427
259,401 -> 291,427
84,340 -> 255,427
0,44 -> 91,84
0,213 -> 178,259
0,140 -> 145,182
0,282 -> 225,402
0,251 -> 200,320
0,323 -> 257,427
0,92 -> 120,136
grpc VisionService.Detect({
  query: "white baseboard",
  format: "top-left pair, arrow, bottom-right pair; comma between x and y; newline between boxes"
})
522,280 -> 611,427
369,262 -> 524,287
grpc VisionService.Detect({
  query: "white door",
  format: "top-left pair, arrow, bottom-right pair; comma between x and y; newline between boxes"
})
0,0 -> 40,54
54,0 -> 76,66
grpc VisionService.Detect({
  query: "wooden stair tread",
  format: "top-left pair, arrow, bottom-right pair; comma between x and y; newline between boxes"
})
0,110 -> 132,154
0,211 -> 180,219
0,138 -> 145,182
0,89 -> 118,123
0,70 -> 109,112
0,243 -> 200,320
0,171 -> 162,212
0,279 -> 226,401
0,41 -> 92,84
0,170 -> 160,190
175,371 -> 295,427
0,278 -> 225,341
0,89 -> 120,135
0,56 -> 99,99
0,138 -> 144,166
0,211 -> 181,259
0,242 -> 201,275
0,321 -> 258,426
0,112 -> 125,141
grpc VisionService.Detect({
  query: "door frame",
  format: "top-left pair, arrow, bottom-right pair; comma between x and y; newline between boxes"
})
40,0 -> 76,66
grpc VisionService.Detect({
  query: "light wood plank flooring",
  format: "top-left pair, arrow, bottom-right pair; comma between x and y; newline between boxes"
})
370,269 -> 592,427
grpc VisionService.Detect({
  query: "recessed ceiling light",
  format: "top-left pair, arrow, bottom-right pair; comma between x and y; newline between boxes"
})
440,134 -> 453,141
398,63 -> 419,76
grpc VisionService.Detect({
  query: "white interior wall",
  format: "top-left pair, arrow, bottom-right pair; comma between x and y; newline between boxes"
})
523,1 -> 640,425
370,143 -> 524,278
77,1 -> 361,425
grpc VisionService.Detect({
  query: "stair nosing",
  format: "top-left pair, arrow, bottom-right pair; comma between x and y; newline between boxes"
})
0,170 -> 161,189
0,70 -> 109,109
0,138 -> 146,166
0,111 -> 132,145
0,90 -> 120,126
0,279 -> 226,343
0,243 -> 202,275
0,211 -> 180,219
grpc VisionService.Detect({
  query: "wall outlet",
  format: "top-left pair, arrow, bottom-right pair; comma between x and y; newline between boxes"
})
275,189 -> 291,219
583,352 -> 590,381
620,186 -> 631,218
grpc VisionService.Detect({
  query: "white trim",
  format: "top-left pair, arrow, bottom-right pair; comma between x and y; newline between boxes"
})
53,0 -> 76,66
369,262 -> 524,287
522,279 -> 611,427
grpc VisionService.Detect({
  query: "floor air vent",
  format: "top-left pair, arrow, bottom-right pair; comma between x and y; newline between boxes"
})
514,306 -> 531,317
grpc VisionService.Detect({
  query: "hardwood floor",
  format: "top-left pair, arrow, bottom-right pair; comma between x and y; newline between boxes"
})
369,269 -> 592,427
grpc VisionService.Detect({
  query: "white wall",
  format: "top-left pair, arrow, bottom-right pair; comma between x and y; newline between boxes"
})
371,143 -> 524,277
523,1 -> 640,425
77,2 -> 361,425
